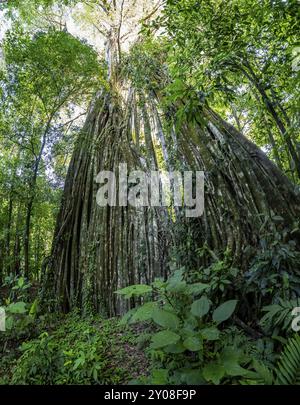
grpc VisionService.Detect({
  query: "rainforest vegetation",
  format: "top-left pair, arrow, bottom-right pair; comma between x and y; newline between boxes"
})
0,0 -> 300,385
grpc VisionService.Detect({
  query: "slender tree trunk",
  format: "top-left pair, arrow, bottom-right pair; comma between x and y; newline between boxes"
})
24,125 -> 49,277
6,195 -> 13,273
13,205 -> 22,275
24,199 -> 33,277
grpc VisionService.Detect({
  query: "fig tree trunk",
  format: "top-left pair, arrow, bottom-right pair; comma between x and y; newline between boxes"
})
42,31 -> 300,316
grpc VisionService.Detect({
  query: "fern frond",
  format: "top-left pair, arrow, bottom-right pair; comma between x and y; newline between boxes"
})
275,334 -> 300,385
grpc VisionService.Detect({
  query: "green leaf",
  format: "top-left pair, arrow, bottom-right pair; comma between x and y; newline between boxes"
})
151,330 -> 180,349
115,284 -> 152,299
252,359 -> 274,384
164,342 -> 186,354
151,369 -> 169,384
168,269 -> 184,283
188,282 -> 209,295
152,279 -> 166,289
221,347 -> 248,376
152,307 -> 180,329
212,300 -> 238,324
18,277 -> 25,288
166,280 -> 187,293
130,302 -> 157,323
29,299 -> 38,318
183,336 -> 202,351
177,368 -> 205,385
166,269 -> 186,292
201,326 -> 220,341
119,308 -> 136,325
183,314 -> 198,331
191,296 -> 210,318
73,357 -> 85,370
7,301 -> 27,314
5,315 -> 13,330
92,368 -> 98,381
202,363 -> 225,384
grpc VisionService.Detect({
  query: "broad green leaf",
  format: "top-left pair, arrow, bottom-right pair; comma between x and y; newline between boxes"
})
188,282 -> 209,295
183,314 -> 198,331
152,307 -> 180,329
166,269 -> 186,292
166,280 -> 187,293
18,277 -> 25,288
221,348 -> 248,377
119,308 -> 136,325
151,330 -> 180,349
202,363 -> 225,385
152,279 -> 166,289
164,342 -> 186,354
177,368 -> 205,385
7,301 -> 27,314
200,326 -> 220,341
130,302 -> 157,323
212,300 -> 238,324
168,268 -> 184,283
115,284 -> 152,299
183,336 -> 202,351
191,296 -> 210,317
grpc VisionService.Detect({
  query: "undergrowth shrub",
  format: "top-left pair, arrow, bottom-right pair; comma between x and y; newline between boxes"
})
117,268 -> 255,384
117,259 -> 300,385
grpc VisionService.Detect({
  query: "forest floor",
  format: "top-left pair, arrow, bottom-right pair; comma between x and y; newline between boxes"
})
0,284 -> 150,384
